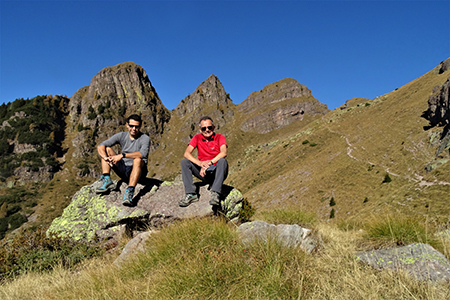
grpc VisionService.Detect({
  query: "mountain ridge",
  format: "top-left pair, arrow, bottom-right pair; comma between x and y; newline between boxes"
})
0,58 -> 449,235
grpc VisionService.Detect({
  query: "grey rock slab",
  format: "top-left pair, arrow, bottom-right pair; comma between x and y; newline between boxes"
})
356,243 -> 450,282
238,220 -> 319,254
114,231 -> 153,266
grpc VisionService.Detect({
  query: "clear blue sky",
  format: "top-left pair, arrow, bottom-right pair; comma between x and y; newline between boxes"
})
1,0 -> 449,111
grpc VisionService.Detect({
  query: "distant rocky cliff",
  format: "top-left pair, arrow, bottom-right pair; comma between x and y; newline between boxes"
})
238,78 -> 329,133
425,75 -> 450,127
68,62 -> 170,176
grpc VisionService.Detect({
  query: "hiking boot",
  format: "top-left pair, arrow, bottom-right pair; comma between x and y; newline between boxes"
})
123,187 -> 135,206
179,193 -> 198,207
95,175 -> 114,194
209,191 -> 221,206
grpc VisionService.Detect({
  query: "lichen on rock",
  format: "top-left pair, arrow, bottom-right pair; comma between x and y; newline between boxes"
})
47,178 -> 244,242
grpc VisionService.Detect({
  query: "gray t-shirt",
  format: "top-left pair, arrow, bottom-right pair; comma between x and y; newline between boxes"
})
99,132 -> 150,166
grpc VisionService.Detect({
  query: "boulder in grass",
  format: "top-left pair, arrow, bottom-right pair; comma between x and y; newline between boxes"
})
356,243 -> 450,282
114,231 -> 153,266
237,220 -> 320,254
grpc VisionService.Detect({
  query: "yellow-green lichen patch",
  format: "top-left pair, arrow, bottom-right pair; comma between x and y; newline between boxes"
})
47,188 -> 123,241
221,189 -> 243,220
161,181 -> 182,187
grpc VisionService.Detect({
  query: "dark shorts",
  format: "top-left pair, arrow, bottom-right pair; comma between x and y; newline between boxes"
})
112,160 -> 148,182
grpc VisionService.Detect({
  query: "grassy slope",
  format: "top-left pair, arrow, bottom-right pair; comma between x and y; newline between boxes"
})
232,66 -> 450,223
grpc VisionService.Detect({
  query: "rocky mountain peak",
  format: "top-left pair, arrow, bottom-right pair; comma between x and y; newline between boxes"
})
68,62 -> 170,177
238,78 -> 313,114
175,74 -> 231,118
88,62 -> 153,104
237,78 -> 329,134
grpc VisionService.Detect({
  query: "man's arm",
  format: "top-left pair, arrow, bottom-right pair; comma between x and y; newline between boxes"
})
211,144 -> 227,164
184,145 -> 208,167
98,132 -> 145,166
98,144 -> 115,167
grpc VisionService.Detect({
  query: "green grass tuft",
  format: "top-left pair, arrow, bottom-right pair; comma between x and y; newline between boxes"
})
259,209 -> 316,226
363,215 -> 439,249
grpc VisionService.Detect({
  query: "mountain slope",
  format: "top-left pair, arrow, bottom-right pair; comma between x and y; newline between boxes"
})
227,61 -> 450,222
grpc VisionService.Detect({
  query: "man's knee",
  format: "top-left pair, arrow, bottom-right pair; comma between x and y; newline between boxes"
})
133,158 -> 145,171
181,158 -> 191,169
132,157 -> 144,168
105,147 -> 116,156
216,158 -> 228,167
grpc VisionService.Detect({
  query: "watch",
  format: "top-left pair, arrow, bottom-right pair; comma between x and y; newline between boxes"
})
122,153 -> 126,159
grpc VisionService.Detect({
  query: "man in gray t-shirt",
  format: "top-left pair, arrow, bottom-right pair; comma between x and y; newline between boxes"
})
96,114 -> 150,206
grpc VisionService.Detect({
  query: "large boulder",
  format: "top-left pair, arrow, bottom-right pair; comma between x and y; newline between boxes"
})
47,178 -> 244,242
356,243 -> 450,282
113,231 -> 153,266
237,220 -> 320,254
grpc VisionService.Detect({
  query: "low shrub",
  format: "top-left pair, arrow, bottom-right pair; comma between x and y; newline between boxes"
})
382,173 -> 392,183
238,198 -> 255,222
0,227 -> 107,281
329,208 -> 335,219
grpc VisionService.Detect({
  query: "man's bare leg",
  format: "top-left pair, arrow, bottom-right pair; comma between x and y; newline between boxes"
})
96,147 -> 116,194
100,147 -> 117,174
128,157 -> 144,187
123,157 -> 145,206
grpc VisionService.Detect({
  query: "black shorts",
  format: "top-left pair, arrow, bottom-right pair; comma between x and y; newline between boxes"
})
112,159 -> 148,182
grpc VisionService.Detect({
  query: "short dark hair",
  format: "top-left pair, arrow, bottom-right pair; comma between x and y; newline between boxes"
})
198,116 -> 214,127
127,114 -> 142,125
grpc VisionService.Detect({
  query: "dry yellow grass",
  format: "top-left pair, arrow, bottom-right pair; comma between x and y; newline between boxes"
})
1,218 -> 449,300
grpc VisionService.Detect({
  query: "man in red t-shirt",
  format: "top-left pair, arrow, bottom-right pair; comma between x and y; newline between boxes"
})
179,116 -> 228,207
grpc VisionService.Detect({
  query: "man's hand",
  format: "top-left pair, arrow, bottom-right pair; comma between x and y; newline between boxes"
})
103,154 -> 122,167
199,160 -> 212,177
199,160 -> 212,169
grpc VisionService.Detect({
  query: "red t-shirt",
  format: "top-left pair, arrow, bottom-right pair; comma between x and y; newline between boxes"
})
188,133 -> 227,162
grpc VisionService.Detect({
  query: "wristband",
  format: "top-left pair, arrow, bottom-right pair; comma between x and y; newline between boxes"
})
210,160 -> 214,165
122,153 -> 126,159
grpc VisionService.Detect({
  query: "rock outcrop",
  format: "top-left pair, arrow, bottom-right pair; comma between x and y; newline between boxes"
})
47,178 -> 244,242
356,243 -> 450,282
338,97 -> 371,110
424,75 -> 450,127
238,78 -> 329,133
68,62 -> 170,176
13,165 -> 54,183
434,57 -> 450,74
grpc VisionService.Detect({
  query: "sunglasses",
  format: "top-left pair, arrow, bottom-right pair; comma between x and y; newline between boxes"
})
128,124 -> 141,128
201,126 -> 214,132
